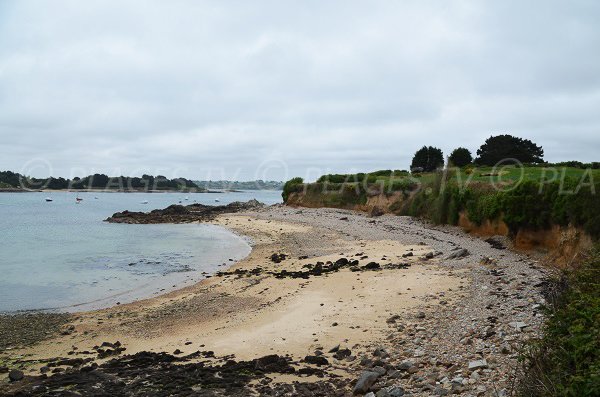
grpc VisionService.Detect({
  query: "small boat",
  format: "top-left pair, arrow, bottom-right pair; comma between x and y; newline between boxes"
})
215,199 -> 220,202
185,196 -> 189,201
76,194 -> 83,202
94,196 -> 98,200
141,200 -> 149,204
45,197 -> 53,202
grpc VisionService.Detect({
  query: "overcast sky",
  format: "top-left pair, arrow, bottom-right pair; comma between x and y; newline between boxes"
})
1,1 -> 599,181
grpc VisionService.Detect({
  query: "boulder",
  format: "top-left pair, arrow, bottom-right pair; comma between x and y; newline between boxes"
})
304,355 -> 329,366
468,359 -> 488,370
8,369 -> 24,382
446,248 -> 470,260
376,386 -> 405,397
352,371 -> 380,395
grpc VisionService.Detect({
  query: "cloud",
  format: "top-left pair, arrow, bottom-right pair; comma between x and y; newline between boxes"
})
0,0 -> 599,180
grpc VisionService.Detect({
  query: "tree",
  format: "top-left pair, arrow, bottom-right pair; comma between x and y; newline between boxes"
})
474,134 -> 544,166
448,147 -> 473,167
411,146 -> 444,172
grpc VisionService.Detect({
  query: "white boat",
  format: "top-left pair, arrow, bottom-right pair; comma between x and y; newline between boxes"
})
141,200 -> 148,204
215,199 -> 220,202
45,197 -> 53,202
185,196 -> 189,201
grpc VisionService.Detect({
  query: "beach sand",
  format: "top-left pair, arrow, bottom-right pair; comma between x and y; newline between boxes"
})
0,206 -> 549,396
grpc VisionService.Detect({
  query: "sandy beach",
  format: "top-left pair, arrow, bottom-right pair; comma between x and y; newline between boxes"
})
0,205 -> 549,396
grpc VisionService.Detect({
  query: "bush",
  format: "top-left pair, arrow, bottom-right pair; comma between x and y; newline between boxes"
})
282,177 -> 304,202
518,247 -> 600,396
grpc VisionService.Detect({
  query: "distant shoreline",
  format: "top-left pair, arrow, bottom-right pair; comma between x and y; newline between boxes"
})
0,188 -> 281,193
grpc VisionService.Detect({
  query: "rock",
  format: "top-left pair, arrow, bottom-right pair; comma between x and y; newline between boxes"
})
416,311 -> 426,319
365,393 -> 376,397
397,360 -> 414,371
353,371 -> 380,395
106,200 -> 264,224
446,248 -> 470,259
363,262 -> 381,270
373,347 -> 389,358
372,366 -> 386,376
386,315 -> 401,324
8,369 -> 24,382
369,207 -> 384,217
424,252 -> 435,259
270,253 -> 287,263
334,348 -> 352,360
304,355 -> 329,366
485,236 -> 508,250
376,386 -> 405,397
468,359 -> 488,370
509,321 -> 528,331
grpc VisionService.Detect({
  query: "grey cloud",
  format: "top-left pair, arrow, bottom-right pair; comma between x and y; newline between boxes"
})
0,0 -> 599,180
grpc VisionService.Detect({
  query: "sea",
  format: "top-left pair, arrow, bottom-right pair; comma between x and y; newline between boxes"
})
0,190 -> 282,313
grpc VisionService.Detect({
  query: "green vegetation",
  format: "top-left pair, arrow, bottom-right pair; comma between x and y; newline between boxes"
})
518,247 -> 600,397
410,146 -> 444,172
282,177 -> 304,202
403,169 -> 600,239
194,180 -> 283,190
475,134 -> 544,165
0,171 -> 201,191
448,147 -> 473,167
284,165 -> 600,239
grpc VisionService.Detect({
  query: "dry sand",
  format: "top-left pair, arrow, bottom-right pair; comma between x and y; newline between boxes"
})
1,205 -> 549,396
5,210 -> 462,368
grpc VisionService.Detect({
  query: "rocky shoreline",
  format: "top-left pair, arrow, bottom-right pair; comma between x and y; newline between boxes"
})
1,206 -> 551,396
105,199 -> 264,224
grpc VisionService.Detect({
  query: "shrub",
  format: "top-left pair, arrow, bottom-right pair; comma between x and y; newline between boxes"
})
518,247 -> 600,396
282,177 -> 304,202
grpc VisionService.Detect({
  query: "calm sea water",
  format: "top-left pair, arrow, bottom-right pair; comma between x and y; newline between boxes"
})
0,190 -> 282,313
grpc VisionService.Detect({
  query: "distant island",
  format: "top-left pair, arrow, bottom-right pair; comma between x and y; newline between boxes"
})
194,180 -> 283,191
0,171 -> 204,192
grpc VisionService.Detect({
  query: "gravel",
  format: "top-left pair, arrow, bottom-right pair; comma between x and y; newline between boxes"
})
244,205 -> 551,396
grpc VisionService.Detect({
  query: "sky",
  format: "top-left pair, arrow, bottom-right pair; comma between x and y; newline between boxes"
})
1,0 -> 599,181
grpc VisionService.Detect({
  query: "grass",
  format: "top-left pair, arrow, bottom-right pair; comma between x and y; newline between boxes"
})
290,166 -> 600,239
314,166 -> 600,194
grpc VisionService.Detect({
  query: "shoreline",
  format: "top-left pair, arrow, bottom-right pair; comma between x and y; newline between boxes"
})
1,206 -> 550,396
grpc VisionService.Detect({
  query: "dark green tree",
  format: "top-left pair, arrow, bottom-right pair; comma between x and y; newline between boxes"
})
410,146 -> 444,172
448,147 -> 473,167
474,134 -> 544,165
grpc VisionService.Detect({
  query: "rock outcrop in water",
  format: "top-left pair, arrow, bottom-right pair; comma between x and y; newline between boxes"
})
105,199 -> 264,224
